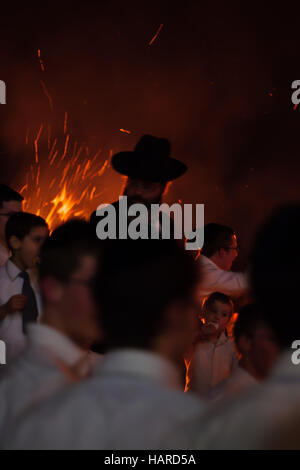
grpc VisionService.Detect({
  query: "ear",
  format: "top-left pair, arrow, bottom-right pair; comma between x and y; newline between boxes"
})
9,235 -> 22,251
40,277 -> 65,303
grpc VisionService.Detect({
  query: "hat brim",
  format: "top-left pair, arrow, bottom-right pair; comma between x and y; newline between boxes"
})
111,151 -> 187,182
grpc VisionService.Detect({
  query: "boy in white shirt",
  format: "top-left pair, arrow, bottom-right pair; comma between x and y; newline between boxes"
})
0,219 -> 103,438
185,292 -> 238,398
0,212 -> 48,360
208,303 -> 280,404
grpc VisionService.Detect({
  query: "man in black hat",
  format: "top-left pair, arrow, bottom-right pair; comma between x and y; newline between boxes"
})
90,135 -> 187,240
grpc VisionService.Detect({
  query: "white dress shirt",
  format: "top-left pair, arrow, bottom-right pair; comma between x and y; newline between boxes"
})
208,365 -> 258,403
0,323 -> 98,439
2,348 -> 205,450
197,255 -> 248,303
0,259 -> 42,361
190,349 -> 300,449
185,332 -> 239,398
0,243 -> 10,267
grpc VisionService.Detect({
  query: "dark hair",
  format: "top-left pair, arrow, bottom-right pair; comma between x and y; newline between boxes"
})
5,212 -> 48,251
39,219 -> 101,282
250,204 -> 300,349
203,291 -> 234,315
93,239 -> 198,349
201,223 -> 235,258
234,304 -> 268,345
0,184 -> 23,209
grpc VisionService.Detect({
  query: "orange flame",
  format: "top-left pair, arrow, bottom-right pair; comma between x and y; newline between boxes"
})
20,121 -> 110,231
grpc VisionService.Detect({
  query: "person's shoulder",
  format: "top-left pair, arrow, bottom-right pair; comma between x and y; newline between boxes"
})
90,200 -> 119,221
199,255 -> 218,271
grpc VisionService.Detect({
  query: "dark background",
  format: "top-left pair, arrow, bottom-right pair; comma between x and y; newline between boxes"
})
0,1 -> 300,269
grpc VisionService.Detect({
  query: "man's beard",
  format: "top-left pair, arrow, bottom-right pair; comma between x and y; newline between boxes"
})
123,189 -> 163,209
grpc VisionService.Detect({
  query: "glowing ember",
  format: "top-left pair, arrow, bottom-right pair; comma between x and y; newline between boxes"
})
37,49 -> 45,72
120,128 -> 131,134
19,123 -> 110,231
40,80 -> 53,111
19,51 -> 111,231
148,23 -> 164,46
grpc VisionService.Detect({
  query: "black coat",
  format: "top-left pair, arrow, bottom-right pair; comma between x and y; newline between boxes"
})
90,200 -> 177,240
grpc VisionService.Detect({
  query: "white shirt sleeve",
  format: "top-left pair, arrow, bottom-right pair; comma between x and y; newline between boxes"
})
197,258 -> 249,300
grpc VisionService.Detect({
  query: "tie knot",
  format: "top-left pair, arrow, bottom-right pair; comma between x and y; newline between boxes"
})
19,271 -> 30,282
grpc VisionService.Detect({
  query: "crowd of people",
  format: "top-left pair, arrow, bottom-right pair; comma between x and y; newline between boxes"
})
0,134 -> 299,449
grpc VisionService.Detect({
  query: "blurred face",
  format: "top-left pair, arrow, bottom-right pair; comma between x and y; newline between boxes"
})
0,200 -> 22,241
202,300 -> 232,336
219,234 -> 239,271
248,325 -> 280,379
60,254 -> 102,348
123,177 -> 165,207
11,225 -> 49,270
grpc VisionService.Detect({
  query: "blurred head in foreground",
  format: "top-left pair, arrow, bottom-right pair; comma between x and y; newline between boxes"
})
250,204 -> 300,350
234,303 -> 280,379
39,219 -> 103,349
93,239 -> 198,366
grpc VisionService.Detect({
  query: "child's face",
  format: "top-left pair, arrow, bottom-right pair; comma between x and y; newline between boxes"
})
202,300 -> 232,335
15,226 -> 49,269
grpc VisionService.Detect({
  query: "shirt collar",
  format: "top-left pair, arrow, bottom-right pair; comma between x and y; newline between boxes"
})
206,331 -> 228,346
6,259 -> 22,281
0,243 -> 10,264
216,331 -> 229,346
26,323 -> 85,366
199,255 -> 219,269
99,348 -> 182,390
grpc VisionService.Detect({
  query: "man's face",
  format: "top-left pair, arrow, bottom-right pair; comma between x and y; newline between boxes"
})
15,225 -> 49,269
0,200 -> 22,240
219,234 -> 239,271
123,177 -> 165,207
61,254 -> 102,348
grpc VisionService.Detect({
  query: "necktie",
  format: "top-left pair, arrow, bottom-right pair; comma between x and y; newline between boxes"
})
18,271 -> 39,333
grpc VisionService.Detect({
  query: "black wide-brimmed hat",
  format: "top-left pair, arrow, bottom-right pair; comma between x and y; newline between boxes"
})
111,135 -> 187,182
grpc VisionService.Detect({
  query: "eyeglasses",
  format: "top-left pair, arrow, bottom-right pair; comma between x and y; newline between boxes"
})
226,246 -> 239,252
220,245 -> 239,253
